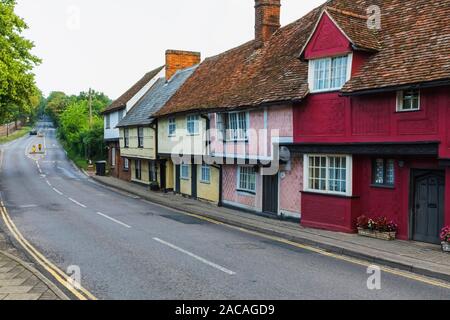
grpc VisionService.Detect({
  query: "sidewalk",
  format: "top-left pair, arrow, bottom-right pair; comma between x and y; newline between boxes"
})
0,232 -> 68,300
92,174 -> 450,283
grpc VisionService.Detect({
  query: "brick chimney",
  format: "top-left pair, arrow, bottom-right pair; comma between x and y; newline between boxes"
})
165,50 -> 201,81
255,0 -> 281,48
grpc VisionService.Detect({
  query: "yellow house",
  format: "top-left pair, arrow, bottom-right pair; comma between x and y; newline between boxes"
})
157,114 -> 220,204
116,50 -> 200,190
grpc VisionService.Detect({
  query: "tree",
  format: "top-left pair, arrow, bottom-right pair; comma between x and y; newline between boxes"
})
45,91 -> 71,124
0,0 -> 41,124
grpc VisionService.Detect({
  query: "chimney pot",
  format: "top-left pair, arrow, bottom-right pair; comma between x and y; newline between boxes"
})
165,50 -> 201,81
255,0 -> 281,48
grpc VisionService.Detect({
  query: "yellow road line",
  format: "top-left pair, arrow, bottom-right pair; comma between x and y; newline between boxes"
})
147,200 -> 450,290
0,201 -> 97,300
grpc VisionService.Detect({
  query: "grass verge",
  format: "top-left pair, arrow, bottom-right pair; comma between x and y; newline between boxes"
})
0,126 -> 32,145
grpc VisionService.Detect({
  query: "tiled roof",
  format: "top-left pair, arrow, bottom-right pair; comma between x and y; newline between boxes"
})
342,0 -> 450,93
102,66 -> 164,114
116,66 -> 197,127
157,0 -> 449,116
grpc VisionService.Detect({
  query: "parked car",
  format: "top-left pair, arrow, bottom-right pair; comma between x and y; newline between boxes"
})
29,129 -> 38,136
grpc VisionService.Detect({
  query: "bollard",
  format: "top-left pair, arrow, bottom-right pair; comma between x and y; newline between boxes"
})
38,144 -> 42,152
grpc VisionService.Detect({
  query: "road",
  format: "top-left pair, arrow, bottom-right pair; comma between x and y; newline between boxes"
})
0,120 -> 449,300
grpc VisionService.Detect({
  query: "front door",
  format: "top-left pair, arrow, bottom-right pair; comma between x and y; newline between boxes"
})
191,164 -> 197,199
412,170 -> 445,244
160,161 -> 166,191
263,173 -> 279,215
175,165 -> 181,193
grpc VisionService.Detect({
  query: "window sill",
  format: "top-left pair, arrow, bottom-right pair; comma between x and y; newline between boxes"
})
181,177 -> 190,181
301,190 -> 356,199
200,181 -> 211,185
237,189 -> 256,196
309,88 -> 342,94
370,184 -> 395,189
395,109 -> 421,113
123,169 -> 129,172
187,133 -> 200,137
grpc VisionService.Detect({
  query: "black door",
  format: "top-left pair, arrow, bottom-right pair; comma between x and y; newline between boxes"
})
412,170 -> 445,244
263,173 -> 279,215
160,161 -> 166,191
175,165 -> 181,193
191,164 -> 197,199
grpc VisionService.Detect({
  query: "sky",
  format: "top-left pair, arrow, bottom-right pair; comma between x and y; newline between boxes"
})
16,0 -> 325,100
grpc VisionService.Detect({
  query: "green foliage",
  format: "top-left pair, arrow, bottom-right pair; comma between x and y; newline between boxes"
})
50,90 -> 111,163
0,0 -> 41,124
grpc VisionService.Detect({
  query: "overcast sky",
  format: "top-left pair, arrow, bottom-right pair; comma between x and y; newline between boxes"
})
16,0 -> 325,99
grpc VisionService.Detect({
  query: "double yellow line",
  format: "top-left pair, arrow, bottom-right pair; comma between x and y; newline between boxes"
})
0,200 -> 97,300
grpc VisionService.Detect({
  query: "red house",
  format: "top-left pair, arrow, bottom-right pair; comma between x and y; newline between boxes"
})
284,0 -> 450,244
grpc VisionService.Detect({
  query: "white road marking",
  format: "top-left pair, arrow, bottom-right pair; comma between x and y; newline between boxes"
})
153,238 -> 236,275
96,212 -> 131,229
52,188 -> 63,196
46,180 -> 52,187
68,198 -> 87,208
19,205 -> 38,208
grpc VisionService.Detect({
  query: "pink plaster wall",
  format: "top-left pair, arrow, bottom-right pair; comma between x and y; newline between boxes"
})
279,157 -> 303,214
222,165 -> 262,210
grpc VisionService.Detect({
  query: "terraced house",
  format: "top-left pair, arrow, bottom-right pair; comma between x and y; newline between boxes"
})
101,67 -> 164,181
281,0 -> 450,244
116,50 -> 200,189
156,0 -> 303,217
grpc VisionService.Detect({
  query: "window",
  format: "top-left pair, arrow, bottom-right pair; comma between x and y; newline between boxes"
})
201,165 -> 211,183
111,147 -> 116,167
138,127 -> 144,148
238,166 -> 257,193
118,109 -> 124,121
227,112 -> 248,141
304,155 -> 352,195
309,55 -> 351,92
397,90 -> 420,111
372,159 -> 395,187
187,115 -> 199,135
124,129 -> 129,148
149,161 -> 157,182
105,114 -> 110,129
168,118 -> 176,137
123,158 -> 129,171
135,160 -> 142,180
181,164 -> 190,180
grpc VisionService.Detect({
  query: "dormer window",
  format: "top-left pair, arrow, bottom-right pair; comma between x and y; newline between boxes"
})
397,90 -> 420,112
308,54 -> 352,93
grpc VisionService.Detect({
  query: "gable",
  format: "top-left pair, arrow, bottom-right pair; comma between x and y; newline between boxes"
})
304,12 -> 351,60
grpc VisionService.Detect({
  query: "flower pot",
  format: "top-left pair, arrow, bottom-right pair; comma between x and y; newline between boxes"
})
442,242 -> 450,253
357,228 -> 396,241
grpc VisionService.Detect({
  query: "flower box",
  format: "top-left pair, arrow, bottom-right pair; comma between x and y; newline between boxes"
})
442,242 -> 450,253
357,228 -> 397,241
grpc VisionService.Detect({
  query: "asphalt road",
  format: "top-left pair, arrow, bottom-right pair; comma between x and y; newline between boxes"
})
0,120 -> 449,300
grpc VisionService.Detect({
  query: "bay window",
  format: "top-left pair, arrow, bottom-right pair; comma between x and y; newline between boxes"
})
304,155 -> 352,196
309,55 -> 352,92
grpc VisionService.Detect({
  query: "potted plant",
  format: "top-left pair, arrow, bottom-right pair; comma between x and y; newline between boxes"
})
357,215 -> 398,241
440,226 -> 450,252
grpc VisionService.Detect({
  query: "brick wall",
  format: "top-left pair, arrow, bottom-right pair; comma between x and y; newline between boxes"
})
255,0 -> 281,46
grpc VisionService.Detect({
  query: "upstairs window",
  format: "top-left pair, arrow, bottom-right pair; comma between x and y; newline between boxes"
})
105,114 -> 111,129
227,112 -> 248,141
124,128 -> 129,148
168,118 -> 176,137
397,90 -> 420,112
138,127 -> 144,148
187,115 -> 200,135
372,159 -> 395,187
309,55 -> 351,92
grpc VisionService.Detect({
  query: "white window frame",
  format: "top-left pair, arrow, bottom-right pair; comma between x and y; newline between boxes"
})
308,54 -> 352,93
303,154 -> 353,196
226,111 -> 249,142
123,158 -> 129,171
200,164 -> 211,184
187,115 -> 200,136
105,114 -> 111,129
237,166 -> 257,194
396,90 -> 421,112
168,117 -> 176,137
138,127 -> 144,148
181,164 -> 190,180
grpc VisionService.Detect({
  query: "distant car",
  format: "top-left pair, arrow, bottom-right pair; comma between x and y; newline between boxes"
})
29,129 -> 38,136
37,131 -> 44,137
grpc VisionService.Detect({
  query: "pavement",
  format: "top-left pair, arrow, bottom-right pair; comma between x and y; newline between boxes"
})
0,216 -> 67,300
92,171 -> 450,283
0,119 -> 449,300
